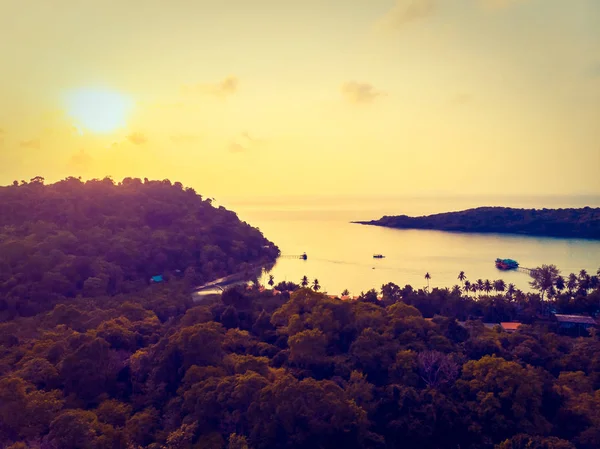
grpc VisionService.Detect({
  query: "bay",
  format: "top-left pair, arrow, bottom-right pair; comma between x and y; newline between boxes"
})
219,195 -> 600,295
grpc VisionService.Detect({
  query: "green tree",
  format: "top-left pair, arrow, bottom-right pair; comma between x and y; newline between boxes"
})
301,275 -> 309,288
496,434 -> 575,449
312,278 -> 321,291
493,279 -> 506,294
483,279 -> 492,295
567,273 -> 578,293
530,264 -> 560,300
555,275 -> 565,292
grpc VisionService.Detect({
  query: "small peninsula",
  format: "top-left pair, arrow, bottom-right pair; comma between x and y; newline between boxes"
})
354,206 -> 600,240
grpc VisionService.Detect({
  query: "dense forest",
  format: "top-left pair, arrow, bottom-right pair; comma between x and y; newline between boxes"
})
355,207 -> 600,239
1,178 -> 600,449
0,177 -> 278,319
1,274 -> 600,449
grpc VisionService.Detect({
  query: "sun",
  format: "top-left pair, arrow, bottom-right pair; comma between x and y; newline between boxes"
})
66,88 -> 132,134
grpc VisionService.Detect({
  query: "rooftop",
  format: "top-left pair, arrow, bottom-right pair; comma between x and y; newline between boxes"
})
554,314 -> 597,325
500,322 -> 522,332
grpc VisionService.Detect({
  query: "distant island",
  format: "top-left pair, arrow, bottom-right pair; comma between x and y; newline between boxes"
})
354,206 -> 600,240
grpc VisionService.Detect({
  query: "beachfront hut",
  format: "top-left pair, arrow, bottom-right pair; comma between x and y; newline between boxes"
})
553,314 -> 597,335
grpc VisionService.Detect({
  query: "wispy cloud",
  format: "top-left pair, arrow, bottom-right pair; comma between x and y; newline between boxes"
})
378,0 -> 436,30
341,82 -> 385,104
20,139 -> 40,149
127,132 -> 147,145
182,76 -> 239,98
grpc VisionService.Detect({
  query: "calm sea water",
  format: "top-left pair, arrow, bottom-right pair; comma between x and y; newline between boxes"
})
219,195 -> 600,296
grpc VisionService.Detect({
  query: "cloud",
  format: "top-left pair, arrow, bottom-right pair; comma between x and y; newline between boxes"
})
170,134 -> 199,144
228,142 -> 248,153
182,76 -> 239,98
378,0 -> 436,30
341,82 -> 385,104
127,132 -> 147,145
68,149 -> 93,171
20,139 -> 40,149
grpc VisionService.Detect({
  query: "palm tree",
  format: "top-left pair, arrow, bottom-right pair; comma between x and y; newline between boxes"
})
341,289 -> 350,296
458,271 -> 466,286
470,283 -> 478,296
507,283 -> 516,299
425,272 -> 431,292
476,279 -> 484,297
312,278 -> 321,291
464,280 -> 471,295
567,273 -> 577,293
301,275 -> 309,288
493,279 -> 506,294
483,279 -> 492,295
555,275 -> 565,292
530,264 -> 560,300
268,274 -> 275,287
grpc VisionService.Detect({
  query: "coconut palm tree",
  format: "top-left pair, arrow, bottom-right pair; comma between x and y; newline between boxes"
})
425,272 -> 431,292
530,264 -> 560,300
341,289 -> 350,296
268,274 -> 275,287
483,280 -> 492,295
555,275 -> 565,292
312,278 -> 321,291
493,279 -> 506,294
567,273 -> 577,293
458,271 -> 466,286
464,280 -> 471,295
471,283 -> 478,296
507,283 -> 516,299
476,279 -> 484,297
301,275 -> 309,288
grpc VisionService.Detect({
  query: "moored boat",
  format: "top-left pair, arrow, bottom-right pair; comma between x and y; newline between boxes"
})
495,258 -> 519,270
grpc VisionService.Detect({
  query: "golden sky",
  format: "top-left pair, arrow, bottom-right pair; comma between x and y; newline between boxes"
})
0,0 -> 599,198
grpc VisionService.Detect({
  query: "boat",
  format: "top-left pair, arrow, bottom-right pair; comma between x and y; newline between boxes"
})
495,258 -> 519,270
373,254 -> 385,259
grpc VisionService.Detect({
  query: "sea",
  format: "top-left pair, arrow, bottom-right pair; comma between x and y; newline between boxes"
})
218,195 -> 600,296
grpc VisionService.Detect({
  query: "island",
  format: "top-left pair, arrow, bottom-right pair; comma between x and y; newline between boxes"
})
353,206 -> 600,239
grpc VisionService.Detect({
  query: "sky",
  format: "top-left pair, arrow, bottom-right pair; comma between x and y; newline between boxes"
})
0,0 -> 599,199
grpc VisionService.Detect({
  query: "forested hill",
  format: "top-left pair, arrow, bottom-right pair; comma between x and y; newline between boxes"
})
355,206 -> 600,239
0,177 -> 279,318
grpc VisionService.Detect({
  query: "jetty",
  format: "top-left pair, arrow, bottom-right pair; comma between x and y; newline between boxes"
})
280,252 -> 308,260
